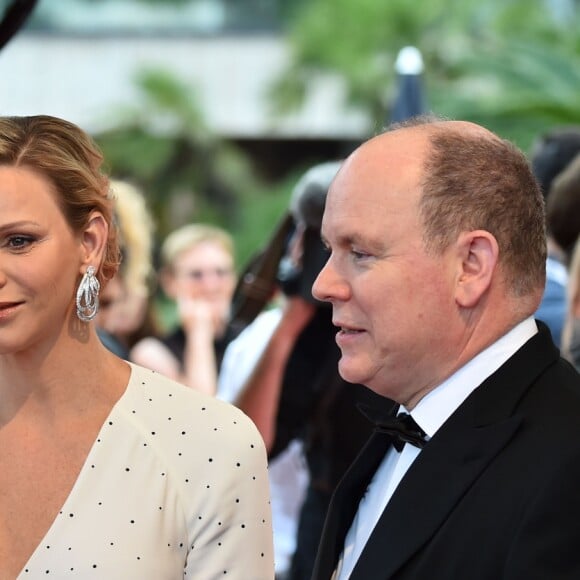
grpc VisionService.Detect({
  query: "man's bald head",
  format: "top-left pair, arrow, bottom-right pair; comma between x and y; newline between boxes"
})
335,115 -> 546,302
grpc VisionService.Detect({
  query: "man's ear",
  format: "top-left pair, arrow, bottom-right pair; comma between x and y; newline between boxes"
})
80,211 -> 108,270
454,230 -> 499,308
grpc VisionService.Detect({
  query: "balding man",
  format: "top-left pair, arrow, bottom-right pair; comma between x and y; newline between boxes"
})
311,116 -> 580,580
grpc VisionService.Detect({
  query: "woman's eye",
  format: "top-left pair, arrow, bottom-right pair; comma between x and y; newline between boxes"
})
7,235 -> 34,250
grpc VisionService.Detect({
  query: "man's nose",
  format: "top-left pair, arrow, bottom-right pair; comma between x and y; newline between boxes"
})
312,258 -> 347,303
312,266 -> 328,303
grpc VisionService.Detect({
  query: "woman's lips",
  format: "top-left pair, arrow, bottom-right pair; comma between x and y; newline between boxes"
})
0,301 -> 23,318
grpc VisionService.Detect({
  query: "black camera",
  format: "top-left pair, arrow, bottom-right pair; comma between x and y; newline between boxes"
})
276,225 -> 329,304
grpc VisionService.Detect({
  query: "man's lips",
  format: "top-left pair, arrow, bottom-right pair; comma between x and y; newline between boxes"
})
333,321 -> 364,334
335,324 -> 365,349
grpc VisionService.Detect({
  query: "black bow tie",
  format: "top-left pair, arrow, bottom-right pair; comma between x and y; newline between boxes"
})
358,403 -> 428,452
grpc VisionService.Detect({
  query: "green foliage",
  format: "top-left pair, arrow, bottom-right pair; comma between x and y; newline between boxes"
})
95,65 -> 302,285
134,69 -> 207,130
234,170 -> 300,269
273,0 -> 580,150
99,128 -> 174,182
273,0 -> 473,113
96,67 -> 258,240
431,35 -> 580,149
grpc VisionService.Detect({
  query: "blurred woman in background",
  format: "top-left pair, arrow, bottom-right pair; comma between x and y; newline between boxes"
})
131,223 -> 238,395
95,179 -> 159,359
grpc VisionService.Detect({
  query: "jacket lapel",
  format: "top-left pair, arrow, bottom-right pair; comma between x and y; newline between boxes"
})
349,413 -> 521,579
347,322 -> 559,579
312,428 -> 393,580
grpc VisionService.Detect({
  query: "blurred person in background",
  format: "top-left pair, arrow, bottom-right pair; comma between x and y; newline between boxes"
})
545,153 -> 580,268
529,126 -> 580,347
0,114 -> 274,579
131,223 -> 238,395
218,161 -> 390,580
96,179 -> 159,359
562,235 -> 580,371
549,154 -> 580,367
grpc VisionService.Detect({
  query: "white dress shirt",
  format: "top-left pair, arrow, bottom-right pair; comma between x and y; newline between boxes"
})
334,317 -> 538,579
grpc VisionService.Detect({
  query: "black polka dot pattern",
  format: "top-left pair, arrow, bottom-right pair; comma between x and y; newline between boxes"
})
21,363 -> 274,579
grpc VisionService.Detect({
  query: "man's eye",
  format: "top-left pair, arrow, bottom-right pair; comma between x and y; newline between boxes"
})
352,249 -> 369,259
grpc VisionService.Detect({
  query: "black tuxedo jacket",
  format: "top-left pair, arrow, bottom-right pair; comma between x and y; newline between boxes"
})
312,322 -> 580,580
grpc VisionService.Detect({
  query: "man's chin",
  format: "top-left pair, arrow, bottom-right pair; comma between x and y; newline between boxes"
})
337,359 -> 368,386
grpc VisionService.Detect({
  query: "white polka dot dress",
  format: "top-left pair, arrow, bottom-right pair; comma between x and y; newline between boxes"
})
18,363 -> 274,579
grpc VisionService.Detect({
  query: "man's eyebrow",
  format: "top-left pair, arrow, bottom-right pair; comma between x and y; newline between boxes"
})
323,231 -> 366,247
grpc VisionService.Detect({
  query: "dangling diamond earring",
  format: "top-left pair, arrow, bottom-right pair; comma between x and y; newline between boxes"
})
76,265 -> 100,322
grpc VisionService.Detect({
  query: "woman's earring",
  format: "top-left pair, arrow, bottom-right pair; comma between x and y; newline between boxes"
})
76,265 -> 100,322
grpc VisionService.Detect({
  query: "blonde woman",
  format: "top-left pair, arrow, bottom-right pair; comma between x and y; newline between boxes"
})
0,115 -> 274,579
131,224 -> 238,395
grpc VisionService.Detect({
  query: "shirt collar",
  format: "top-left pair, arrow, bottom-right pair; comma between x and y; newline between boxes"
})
403,317 -> 538,438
